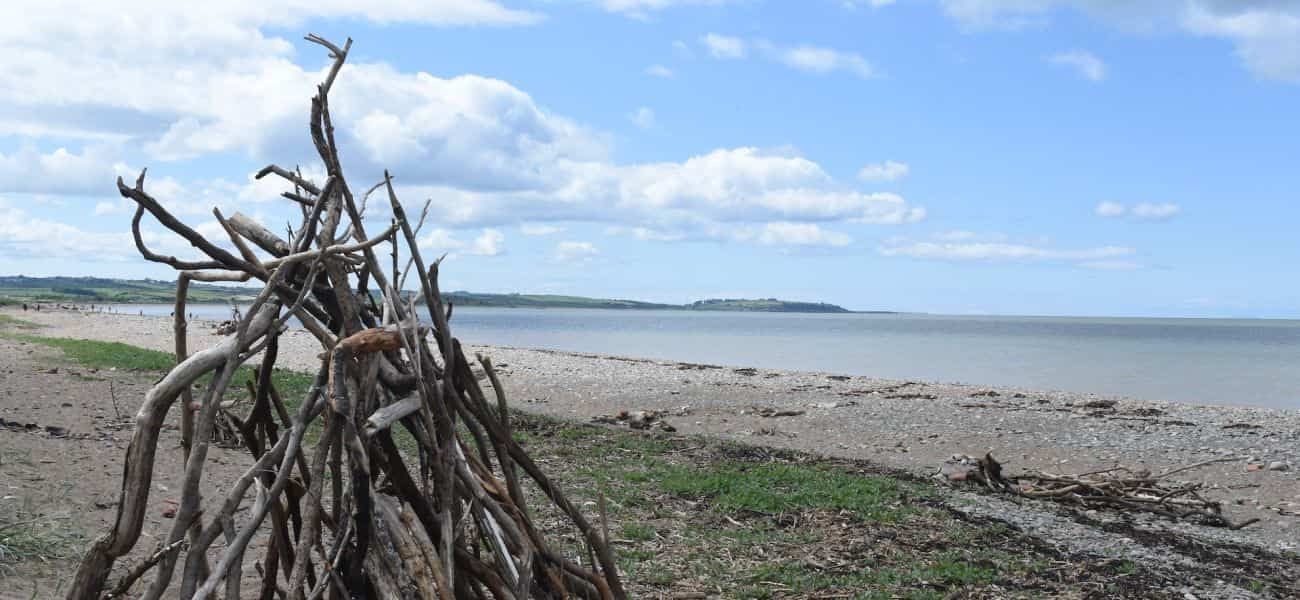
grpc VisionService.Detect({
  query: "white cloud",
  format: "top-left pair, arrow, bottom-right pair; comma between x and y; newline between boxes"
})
934,230 -> 1007,242
645,64 -> 675,78
598,0 -> 738,19
881,231 -> 1135,266
604,226 -> 687,242
753,222 -> 852,247
629,107 -> 656,129
420,227 -> 506,257
1131,202 -> 1181,220
771,44 -> 875,78
0,197 -> 134,261
1095,201 -> 1127,217
1095,201 -> 1180,220
94,199 -> 132,215
701,33 -> 748,59
857,160 -> 910,182
554,240 -> 598,262
0,11 -> 925,253
701,35 -> 876,78
519,223 -> 563,236
1048,50 -> 1107,81
939,1 -> 1300,82
0,145 -> 129,195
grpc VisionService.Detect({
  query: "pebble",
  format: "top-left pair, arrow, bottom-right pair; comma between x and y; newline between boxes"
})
1266,461 -> 1290,471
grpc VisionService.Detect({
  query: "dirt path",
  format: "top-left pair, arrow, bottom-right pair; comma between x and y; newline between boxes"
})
0,338 -> 264,599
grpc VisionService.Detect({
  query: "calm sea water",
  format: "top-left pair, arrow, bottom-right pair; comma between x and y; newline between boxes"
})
112,304 -> 1300,409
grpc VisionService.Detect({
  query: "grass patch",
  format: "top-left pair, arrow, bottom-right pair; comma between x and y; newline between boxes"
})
0,331 -> 318,415
659,462 -> 909,522
2,334 -> 177,371
0,480 -> 83,573
500,413 -> 1193,599
0,314 -> 41,330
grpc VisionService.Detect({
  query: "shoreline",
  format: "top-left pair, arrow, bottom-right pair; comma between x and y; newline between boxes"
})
4,306 -> 1298,553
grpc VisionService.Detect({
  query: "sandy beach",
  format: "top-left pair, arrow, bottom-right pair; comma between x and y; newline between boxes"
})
5,306 -> 1299,558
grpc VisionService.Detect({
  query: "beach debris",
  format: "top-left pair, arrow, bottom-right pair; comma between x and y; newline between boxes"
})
592,409 -> 677,432
212,320 -> 237,335
885,392 -> 938,400
970,390 -> 1000,398
938,454 -> 1258,529
66,35 -> 627,600
811,400 -> 857,409
1222,422 -> 1262,430
742,406 -> 805,418
1081,399 -> 1118,409
826,375 -> 851,382
1266,461 -> 1290,472
733,367 -> 759,376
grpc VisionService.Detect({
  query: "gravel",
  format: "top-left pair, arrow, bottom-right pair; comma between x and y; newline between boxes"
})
9,307 -> 1299,561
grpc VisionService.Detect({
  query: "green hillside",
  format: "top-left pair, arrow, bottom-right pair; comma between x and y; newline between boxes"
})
688,298 -> 851,313
0,276 -> 868,313
0,276 -> 256,305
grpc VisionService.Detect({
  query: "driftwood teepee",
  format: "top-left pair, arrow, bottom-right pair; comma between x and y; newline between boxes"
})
67,34 -> 625,600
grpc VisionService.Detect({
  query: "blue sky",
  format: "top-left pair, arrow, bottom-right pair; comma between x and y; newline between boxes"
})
1,1 -> 1299,317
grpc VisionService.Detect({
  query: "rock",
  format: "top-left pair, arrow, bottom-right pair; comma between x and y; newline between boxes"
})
1082,399 -> 1117,409
1266,461 -> 1290,472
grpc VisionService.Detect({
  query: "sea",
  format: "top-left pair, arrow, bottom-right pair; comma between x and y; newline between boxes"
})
107,304 -> 1300,410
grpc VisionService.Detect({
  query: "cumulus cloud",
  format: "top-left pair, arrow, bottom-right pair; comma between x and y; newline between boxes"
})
420,228 -> 506,257
701,33 -> 748,59
752,222 -> 852,247
0,145 -> 129,195
939,1 -> 1300,82
701,34 -> 876,78
553,241 -> 599,263
1047,50 -> 1107,81
934,230 -> 1008,242
857,160 -> 910,182
629,107 -> 656,129
0,197 -> 134,261
1095,201 -> 1180,220
645,64 -> 674,78
1094,201 -> 1127,217
519,223 -> 563,236
0,8 -> 925,253
770,44 -> 875,78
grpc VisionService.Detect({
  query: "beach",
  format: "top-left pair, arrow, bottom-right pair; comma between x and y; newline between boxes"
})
4,306 -> 1298,557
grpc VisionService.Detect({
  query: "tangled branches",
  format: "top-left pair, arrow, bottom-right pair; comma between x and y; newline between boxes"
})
67,34 -> 625,600
945,454 -> 1258,530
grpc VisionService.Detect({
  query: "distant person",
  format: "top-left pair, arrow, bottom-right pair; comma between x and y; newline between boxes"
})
21,303 -> 27,311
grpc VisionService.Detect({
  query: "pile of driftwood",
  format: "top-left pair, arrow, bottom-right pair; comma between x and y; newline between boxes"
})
68,34 -> 625,600
944,454 -> 1258,530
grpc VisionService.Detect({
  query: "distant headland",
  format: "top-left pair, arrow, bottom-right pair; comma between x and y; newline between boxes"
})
0,276 -> 881,314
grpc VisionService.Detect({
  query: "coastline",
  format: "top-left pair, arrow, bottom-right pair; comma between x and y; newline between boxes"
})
4,306 -> 1298,553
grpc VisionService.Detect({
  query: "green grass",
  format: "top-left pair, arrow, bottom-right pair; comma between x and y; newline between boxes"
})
0,331 -> 317,412
659,462 -> 910,522
0,467 -> 83,574
2,334 -> 177,371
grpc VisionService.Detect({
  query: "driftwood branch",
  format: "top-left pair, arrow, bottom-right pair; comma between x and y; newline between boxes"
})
68,33 -> 624,600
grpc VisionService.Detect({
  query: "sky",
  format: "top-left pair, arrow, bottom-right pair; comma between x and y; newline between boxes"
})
1,0 -> 1299,318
